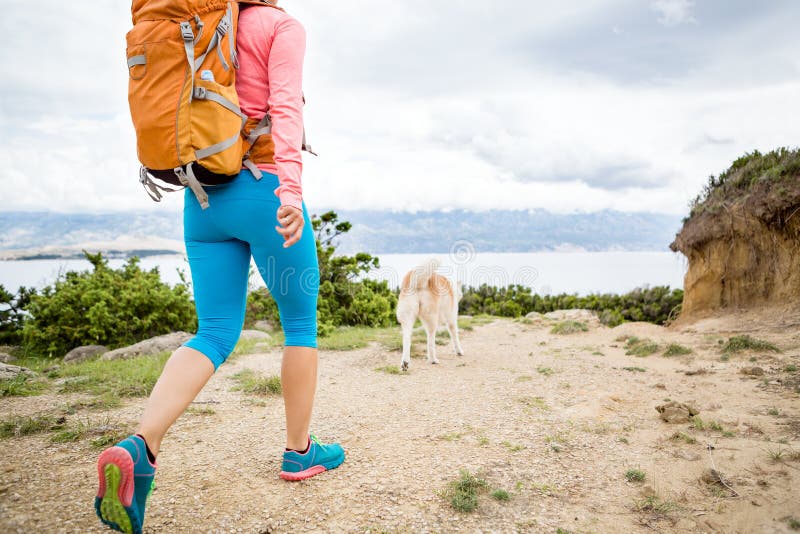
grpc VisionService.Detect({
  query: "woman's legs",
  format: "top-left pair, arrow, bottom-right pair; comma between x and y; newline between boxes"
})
135,347 -> 215,455
282,346 -> 318,450
249,200 -> 320,451
136,233 -> 251,455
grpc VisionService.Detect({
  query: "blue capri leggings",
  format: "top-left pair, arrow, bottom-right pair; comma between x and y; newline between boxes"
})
181,169 -> 319,370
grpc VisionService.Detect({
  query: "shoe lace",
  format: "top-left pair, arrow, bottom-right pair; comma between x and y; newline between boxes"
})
310,434 -> 325,448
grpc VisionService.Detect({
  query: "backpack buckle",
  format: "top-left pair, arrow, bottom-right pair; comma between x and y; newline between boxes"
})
180,21 -> 194,41
193,87 -> 207,99
218,18 -> 231,36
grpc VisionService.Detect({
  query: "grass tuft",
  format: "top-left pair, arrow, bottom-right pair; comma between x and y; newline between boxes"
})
550,321 -> 588,335
62,394 -> 122,413
622,366 -> 646,373
721,335 -> 779,354
625,469 -> 646,482
49,417 -> 130,448
635,494 -> 679,518
54,352 -> 170,398
439,432 -> 464,442
501,440 -> 525,452
625,337 -> 660,357
318,326 -> 377,351
441,469 -> 488,513
491,489 -> 510,501
0,375 -> 48,397
231,369 -> 281,396
670,432 -> 697,444
518,396 -> 549,410
0,414 -> 65,439
663,343 -> 692,356
375,365 -> 403,375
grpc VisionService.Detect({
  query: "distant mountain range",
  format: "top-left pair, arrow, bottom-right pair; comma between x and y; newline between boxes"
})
0,209 -> 683,259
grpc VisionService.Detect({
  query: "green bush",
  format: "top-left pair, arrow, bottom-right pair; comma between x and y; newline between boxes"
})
459,284 -> 682,326
689,147 -> 800,219
0,285 -> 36,345
22,252 -> 196,357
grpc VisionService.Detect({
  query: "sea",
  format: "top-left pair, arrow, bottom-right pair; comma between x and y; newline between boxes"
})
0,251 -> 686,296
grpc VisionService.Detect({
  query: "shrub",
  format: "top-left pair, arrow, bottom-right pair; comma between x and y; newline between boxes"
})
551,321 -> 588,334
441,470 -> 489,513
663,343 -> 692,356
625,469 -> 646,482
491,489 -> 510,501
22,252 -> 196,357
721,335 -> 779,354
688,147 -> 800,220
459,284 -> 682,326
0,285 -> 36,345
625,337 -> 660,357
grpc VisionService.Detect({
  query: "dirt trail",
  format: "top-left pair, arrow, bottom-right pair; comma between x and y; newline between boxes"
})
1,314 -> 799,533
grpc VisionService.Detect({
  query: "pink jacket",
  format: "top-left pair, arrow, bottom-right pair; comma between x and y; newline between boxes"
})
236,6 -> 306,210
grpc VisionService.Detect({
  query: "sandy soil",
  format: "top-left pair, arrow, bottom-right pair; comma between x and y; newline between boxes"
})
1,311 -> 799,533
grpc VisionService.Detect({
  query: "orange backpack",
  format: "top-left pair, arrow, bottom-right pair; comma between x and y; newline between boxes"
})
126,0 -> 312,209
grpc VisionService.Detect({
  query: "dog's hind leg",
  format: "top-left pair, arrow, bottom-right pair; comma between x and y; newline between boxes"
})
446,318 -> 464,356
422,315 -> 439,364
399,319 -> 413,371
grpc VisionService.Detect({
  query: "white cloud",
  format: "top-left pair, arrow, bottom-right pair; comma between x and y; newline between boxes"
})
652,0 -> 697,27
1,0 -> 799,217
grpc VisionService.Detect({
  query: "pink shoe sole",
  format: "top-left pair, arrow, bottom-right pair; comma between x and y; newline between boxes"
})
279,465 -> 327,481
97,446 -> 135,506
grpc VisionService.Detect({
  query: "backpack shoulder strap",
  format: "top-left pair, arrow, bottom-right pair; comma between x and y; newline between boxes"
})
238,1 -> 285,11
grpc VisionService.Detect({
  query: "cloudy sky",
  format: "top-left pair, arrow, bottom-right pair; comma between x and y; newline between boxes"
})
2,0 -> 799,215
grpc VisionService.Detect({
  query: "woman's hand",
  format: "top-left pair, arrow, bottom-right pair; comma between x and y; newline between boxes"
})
275,205 -> 304,248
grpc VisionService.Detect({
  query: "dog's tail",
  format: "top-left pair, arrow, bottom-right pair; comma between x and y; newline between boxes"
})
409,258 -> 440,289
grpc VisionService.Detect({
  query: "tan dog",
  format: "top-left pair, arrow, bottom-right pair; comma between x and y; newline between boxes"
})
396,259 -> 464,371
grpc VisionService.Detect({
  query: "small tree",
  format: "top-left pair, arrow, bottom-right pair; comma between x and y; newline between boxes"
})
23,251 -> 197,357
0,284 -> 37,345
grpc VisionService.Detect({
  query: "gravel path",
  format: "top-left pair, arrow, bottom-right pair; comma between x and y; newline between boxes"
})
1,315 -> 799,533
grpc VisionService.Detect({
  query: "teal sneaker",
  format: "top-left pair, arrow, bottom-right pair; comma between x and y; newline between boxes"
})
280,434 -> 345,481
95,435 -> 157,534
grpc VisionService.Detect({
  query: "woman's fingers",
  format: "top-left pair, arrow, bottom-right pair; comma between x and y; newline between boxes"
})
274,220 -> 302,247
282,224 -> 303,247
274,209 -> 304,247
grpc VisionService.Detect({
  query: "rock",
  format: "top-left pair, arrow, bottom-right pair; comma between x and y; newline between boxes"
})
740,366 -> 764,376
252,320 -> 277,332
700,468 -> 735,496
63,345 -> 108,364
543,309 -> 601,326
101,332 -> 192,361
253,342 -> 273,352
524,312 -> 545,320
700,468 -> 724,485
0,363 -> 36,380
239,330 -> 272,341
655,400 -> 699,423
0,352 -> 15,363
